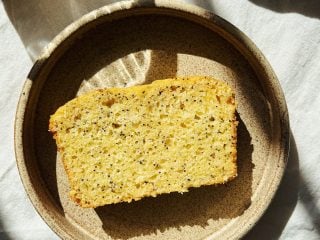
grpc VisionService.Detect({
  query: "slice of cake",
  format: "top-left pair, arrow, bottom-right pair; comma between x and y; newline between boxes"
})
49,76 -> 238,208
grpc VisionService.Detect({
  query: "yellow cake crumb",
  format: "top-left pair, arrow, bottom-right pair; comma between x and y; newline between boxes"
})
49,76 -> 238,208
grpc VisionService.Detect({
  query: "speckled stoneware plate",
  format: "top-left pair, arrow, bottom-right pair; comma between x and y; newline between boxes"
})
15,0 -> 289,239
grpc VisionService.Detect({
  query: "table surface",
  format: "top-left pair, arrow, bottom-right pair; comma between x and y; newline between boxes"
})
0,0 -> 319,239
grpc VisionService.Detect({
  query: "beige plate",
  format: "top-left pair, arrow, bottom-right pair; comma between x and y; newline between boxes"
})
15,0 -> 289,239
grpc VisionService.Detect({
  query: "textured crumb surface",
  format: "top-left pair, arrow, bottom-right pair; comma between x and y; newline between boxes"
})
49,76 -> 237,208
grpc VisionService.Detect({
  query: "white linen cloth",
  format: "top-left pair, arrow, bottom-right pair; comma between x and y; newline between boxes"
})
0,0 -> 319,239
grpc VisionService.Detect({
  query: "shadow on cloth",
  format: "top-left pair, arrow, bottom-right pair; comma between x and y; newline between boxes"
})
2,0 -> 119,61
0,215 -> 12,240
249,0 -> 320,19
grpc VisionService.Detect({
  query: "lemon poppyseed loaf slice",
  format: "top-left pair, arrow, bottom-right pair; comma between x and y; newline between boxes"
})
49,76 -> 237,208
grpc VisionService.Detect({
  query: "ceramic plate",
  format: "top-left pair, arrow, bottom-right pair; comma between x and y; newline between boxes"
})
15,1 -> 289,239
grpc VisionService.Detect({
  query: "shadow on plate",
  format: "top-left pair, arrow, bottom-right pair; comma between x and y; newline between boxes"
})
244,130 -> 299,239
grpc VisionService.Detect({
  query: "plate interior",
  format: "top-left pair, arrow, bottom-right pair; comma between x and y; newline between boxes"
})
26,13 -> 280,240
